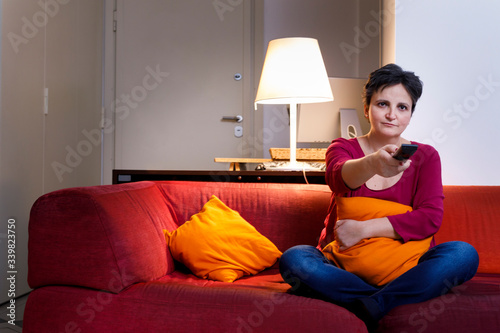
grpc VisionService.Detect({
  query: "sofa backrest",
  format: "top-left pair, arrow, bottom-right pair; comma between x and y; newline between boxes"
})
28,181 -> 178,292
156,181 -> 332,252
436,186 -> 500,274
158,182 -> 500,275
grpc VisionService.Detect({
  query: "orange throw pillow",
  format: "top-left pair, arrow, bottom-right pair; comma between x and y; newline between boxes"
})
322,196 -> 432,286
164,195 -> 281,282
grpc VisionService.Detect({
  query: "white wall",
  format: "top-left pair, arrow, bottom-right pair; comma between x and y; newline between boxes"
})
260,0 -> 382,156
0,0 -> 103,303
395,0 -> 500,185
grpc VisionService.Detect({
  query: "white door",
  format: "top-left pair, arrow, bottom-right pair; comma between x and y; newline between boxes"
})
114,0 -> 253,170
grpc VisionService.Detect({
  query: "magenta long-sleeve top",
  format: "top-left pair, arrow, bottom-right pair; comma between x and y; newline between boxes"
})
317,138 -> 444,249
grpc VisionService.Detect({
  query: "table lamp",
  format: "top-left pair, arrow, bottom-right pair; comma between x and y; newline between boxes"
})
255,37 -> 333,169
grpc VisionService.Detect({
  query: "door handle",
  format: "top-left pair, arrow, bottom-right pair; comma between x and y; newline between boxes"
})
221,115 -> 243,123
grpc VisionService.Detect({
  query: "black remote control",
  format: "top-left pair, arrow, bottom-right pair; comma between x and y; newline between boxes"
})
392,144 -> 418,161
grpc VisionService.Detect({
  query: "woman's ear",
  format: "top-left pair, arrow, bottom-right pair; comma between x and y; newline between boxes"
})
364,105 -> 370,121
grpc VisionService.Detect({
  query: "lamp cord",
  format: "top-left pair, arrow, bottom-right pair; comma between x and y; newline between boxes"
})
302,167 -> 309,184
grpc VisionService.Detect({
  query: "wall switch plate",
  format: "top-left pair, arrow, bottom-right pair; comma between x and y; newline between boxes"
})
234,125 -> 243,138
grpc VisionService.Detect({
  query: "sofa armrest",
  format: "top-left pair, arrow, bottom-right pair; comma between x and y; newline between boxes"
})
28,181 -> 177,292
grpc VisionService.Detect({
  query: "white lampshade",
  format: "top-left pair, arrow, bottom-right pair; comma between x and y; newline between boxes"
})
254,37 -> 333,169
255,37 -> 333,105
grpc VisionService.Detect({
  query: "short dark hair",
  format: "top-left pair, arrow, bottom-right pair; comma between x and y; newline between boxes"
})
363,64 -> 423,114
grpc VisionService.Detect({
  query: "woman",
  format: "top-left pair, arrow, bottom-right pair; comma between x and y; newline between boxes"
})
279,64 -> 479,331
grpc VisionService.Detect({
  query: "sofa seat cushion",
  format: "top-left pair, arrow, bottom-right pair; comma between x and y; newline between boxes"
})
378,273 -> 500,332
160,265 -> 288,289
24,268 -> 367,333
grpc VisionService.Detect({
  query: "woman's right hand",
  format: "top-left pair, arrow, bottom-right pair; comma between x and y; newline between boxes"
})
368,145 -> 411,178
341,144 -> 411,189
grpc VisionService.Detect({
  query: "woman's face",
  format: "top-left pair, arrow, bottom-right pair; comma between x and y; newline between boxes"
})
365,83 -> 413,139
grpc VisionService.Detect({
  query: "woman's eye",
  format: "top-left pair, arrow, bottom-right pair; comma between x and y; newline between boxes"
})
377,102 -> 387,107
399,105 -> 408,111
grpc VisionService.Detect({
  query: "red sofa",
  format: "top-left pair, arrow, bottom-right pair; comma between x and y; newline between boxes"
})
24,181 -> 500,332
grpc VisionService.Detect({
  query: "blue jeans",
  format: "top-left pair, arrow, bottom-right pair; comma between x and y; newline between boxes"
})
279,241 -> 479,321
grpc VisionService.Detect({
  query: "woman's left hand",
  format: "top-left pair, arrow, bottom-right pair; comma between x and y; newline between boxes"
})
334,217 -> 401,251
334,219 -> 365,251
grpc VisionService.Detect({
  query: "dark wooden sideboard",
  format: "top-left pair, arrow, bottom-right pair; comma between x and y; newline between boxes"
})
112,169 -> 326,185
